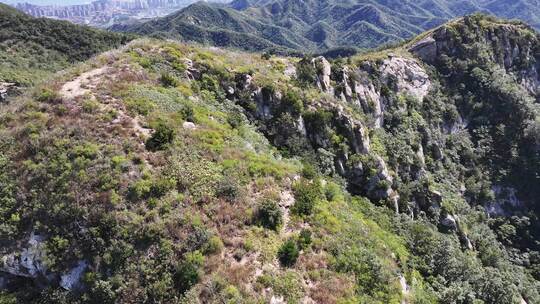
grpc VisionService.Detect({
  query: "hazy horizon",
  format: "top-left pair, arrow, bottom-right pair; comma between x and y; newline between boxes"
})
1,0 -> 93,5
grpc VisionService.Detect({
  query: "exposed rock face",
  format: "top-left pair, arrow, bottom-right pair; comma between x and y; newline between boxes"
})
409,36 -> 437,61
336,55 -> 430,128
371,156 -> 400,213
253,88 -> 274,120
336,113 -> 371,154
236,73 -> 253,91
229,54 -> 431,212
60,261 -> 87,290
430,190 -> 443,206
440,213 -> 458,230
0,82 -> 17,102
352,77 -> 384,128
399,274 -> 410,304
284,63 -> 297,78
410,17 -> 540,96
379,56 -> 431,102
270,296 -> 285,304
486,186 -> 525,216
439,212 -> 474,250
308,56 -> 432,208
1,232 -> 48,279
312,56 -> 333,94
183,121 -> 197,130
183,58 -> 200,80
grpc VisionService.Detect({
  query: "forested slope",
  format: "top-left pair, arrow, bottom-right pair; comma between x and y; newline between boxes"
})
0,3 -> 132,87
115,0 -> 540,52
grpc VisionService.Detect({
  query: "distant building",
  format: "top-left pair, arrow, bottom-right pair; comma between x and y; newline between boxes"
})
13,0 -> 200,27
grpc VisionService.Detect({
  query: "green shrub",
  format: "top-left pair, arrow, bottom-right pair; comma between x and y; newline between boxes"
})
296,57 -> 316,86
216,178 -> 241,201
303,110 -> 333,134
160,73 -> 178,87
204,235 -> 224,254
297,229 -> 312,250
90,280 -> 116,304
278,239 -> 299,267
301,163 -> 317,179
280,90 -> 304,117
146,122 -> 175,151
125,97 -> 155,116
256,199 -> 283,230
292,180 -> 321,216
226,112 -> 244,129
129,176 -> 175,200
36,88 -> 60,103
0,292 -> 17,304
82,99 -> 100,113
174,251 -> 204,294
180,105 -> 195,122
200,74 -> 220,93
324,182 -> 341,201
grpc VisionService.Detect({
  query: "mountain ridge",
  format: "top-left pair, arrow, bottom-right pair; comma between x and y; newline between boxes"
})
0,3 -> 132,87
114,0 -> 540,52
1,14 -> 539,303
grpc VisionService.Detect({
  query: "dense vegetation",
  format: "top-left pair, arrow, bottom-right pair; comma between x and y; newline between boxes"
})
114,0 -> 540,53
0,13 -> 539,304
0,3 -> 132,86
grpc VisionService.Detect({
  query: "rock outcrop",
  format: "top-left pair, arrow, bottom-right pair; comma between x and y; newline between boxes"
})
410,16 -> 540,96
60,261 -> 87,290
312,56 -> 333,95
1,232 -> 48,279
0,82 -> 17,103
379,56 -> 431,102
440,213 -> 458,230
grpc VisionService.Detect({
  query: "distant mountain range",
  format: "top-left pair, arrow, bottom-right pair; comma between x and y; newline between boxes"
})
114,0 -> 540,52
12,0 -> 227,27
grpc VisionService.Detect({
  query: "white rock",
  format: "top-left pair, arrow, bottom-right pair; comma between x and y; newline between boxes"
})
399,274 -> 409,295
284,64 -> 297,78
182,121 -> 197,130
1,232 -> 47,278
60,261 -> 88,290
312,56 -> 333,94
0,82 -> 16,102
353,79 -> 384,128
380,56 -> 431,102
409,36 -> 437,61
441,214 -> 457,230
271,296 -> 286,304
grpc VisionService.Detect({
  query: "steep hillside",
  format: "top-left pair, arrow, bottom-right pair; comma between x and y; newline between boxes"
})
114,0 -> 540,52
0,3 -> 132,88
110,2 -> 310,53
1,14 -> 539,304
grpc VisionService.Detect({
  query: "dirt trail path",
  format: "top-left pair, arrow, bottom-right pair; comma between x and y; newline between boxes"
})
60,67 -> 108,99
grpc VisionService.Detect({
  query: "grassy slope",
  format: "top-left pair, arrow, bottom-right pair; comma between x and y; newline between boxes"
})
0,3 -> 132,86
0,39 -> 420,303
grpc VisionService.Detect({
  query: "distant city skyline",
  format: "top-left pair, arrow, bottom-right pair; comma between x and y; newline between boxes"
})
1,0 -> 92,4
